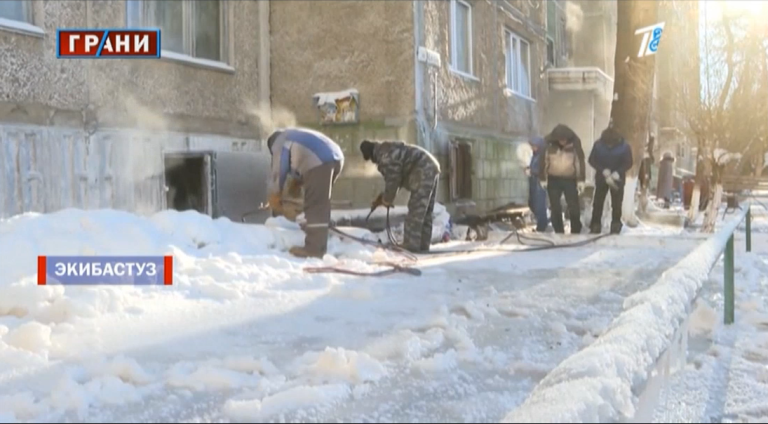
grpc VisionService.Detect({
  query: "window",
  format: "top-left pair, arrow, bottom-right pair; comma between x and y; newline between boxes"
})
126,0 -> 228,63
505,30 -> 532,98
546,0 -> 557,40
546,37 -> 555,66
450,0 -> 473,76
0,1 -> 31,23
558,16 -> 569,62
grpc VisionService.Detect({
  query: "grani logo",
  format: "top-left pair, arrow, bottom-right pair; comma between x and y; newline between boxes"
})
635,22 -> 665,58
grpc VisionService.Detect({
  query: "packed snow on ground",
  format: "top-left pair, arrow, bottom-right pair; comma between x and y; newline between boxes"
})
0,208 -> 693,423
654,228 -> 768,422
505,210 -> 747,423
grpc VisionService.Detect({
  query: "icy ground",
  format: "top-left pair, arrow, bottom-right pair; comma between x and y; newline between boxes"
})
0,208 -> 697,423
654,212 -> 768,423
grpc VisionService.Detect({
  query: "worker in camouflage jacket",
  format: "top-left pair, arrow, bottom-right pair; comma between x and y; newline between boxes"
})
538,124 -> 586,234
360,139 -> 441,253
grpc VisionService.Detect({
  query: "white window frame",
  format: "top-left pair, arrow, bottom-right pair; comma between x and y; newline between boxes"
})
0,1 -> 44,38
126,0 -> 233,73
504,30 -> 533,101
449,0 -> 477,80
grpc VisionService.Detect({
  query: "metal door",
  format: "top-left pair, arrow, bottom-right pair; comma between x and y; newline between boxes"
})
211,151 -> 272,223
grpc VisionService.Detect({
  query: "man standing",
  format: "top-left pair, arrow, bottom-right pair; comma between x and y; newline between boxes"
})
656,152 -> 675,209
359,139 -> 440,253
267,128 -> 345,258
527,136 -> 549,232
588,127 -> 633,234
538,124 -> 586,234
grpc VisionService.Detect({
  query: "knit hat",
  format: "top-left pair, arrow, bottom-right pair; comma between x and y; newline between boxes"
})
267,130 -> 284,153
360,140 -> 376,161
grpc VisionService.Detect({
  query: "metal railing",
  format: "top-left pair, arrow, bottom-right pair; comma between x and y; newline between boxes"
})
723,204 -> 751,325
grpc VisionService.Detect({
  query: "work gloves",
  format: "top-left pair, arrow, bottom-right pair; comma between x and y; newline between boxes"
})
603,169 -> 620,191
371,193 -> 392,210
268,192 -> 283,215
577,182 -> 585,195
540,180 -> 548,191
286,177 -> 303,198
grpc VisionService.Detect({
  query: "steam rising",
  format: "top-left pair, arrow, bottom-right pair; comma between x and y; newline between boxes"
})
117,96 -> 171,215
247,103 -> 297,138
565,2 -> 584,33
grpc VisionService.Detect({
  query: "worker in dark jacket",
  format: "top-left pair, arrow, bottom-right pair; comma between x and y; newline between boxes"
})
538,124 -> 586,234
267,128 -> 345,258
588,127 -> 633,235
527,136 -> 549,232
360,139 -> 441,253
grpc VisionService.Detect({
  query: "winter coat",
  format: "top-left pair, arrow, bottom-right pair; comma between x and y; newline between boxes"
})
529,136 -> 546,173
538,124 -> 586,182
656,152 -> 675,200
371,141 -> 441,205
588,128 -> 634,185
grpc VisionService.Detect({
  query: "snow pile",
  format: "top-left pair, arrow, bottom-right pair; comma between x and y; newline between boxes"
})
330,203 -> 451,243
504,208 -> 749,423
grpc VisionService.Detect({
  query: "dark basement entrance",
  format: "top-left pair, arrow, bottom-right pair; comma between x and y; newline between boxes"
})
163,153 -> 210,215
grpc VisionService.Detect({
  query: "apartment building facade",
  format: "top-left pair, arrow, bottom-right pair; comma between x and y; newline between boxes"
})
0,0 -> 271,220
0,0 -> 603,219
271,0 -> 581,213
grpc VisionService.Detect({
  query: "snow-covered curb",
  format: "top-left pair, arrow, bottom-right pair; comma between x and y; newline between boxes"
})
503,208 -> 749,423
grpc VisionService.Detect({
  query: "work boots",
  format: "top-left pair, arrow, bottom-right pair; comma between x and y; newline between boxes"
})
590,223 -> 602,234
610,221 -> 623,235
289,246 -> 323,259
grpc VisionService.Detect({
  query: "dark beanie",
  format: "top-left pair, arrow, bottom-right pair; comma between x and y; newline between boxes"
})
360,140 -> 376,161
267,130 -> 284,153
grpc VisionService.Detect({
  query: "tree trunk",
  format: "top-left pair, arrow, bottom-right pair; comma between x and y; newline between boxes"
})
610,0 -> 660,227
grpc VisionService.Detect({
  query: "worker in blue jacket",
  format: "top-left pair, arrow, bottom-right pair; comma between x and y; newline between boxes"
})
267,128 -> 345,258
527,136 -> 549,232
588,127 -> 633,235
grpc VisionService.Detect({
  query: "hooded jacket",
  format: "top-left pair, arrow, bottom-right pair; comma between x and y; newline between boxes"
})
538,124 -> 586,182
588,128 -> 634,184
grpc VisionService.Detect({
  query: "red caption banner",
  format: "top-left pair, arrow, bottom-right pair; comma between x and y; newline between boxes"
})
57,29 -> 161,58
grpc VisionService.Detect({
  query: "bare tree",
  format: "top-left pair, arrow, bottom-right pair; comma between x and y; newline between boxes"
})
674,8 -> 768,231
609,0 -> 660,226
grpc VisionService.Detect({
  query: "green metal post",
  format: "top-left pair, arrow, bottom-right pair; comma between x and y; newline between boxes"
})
724,234 -> 735,325
746,207 -> 752,252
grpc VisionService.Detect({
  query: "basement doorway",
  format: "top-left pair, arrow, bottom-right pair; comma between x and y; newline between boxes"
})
163,152 -> 213,216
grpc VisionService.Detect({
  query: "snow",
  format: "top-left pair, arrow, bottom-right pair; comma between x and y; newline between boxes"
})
312,89 -> 359,107
0,207 -> 699,422
654,219 -> 768,423
713,148 -> 742,165
505,207 -> 750,423
328,202 -> 452,243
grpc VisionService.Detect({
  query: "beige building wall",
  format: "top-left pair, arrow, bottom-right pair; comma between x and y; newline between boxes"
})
0,0 -> 268,218
270,0 -> 417,207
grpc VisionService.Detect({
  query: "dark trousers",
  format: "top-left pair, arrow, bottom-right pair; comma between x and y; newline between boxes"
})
528,176 -> 549,232
547,177 -> 581,234
303,160 -> 343,256
590,179 -> 624,228
404,174 -> 439,252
